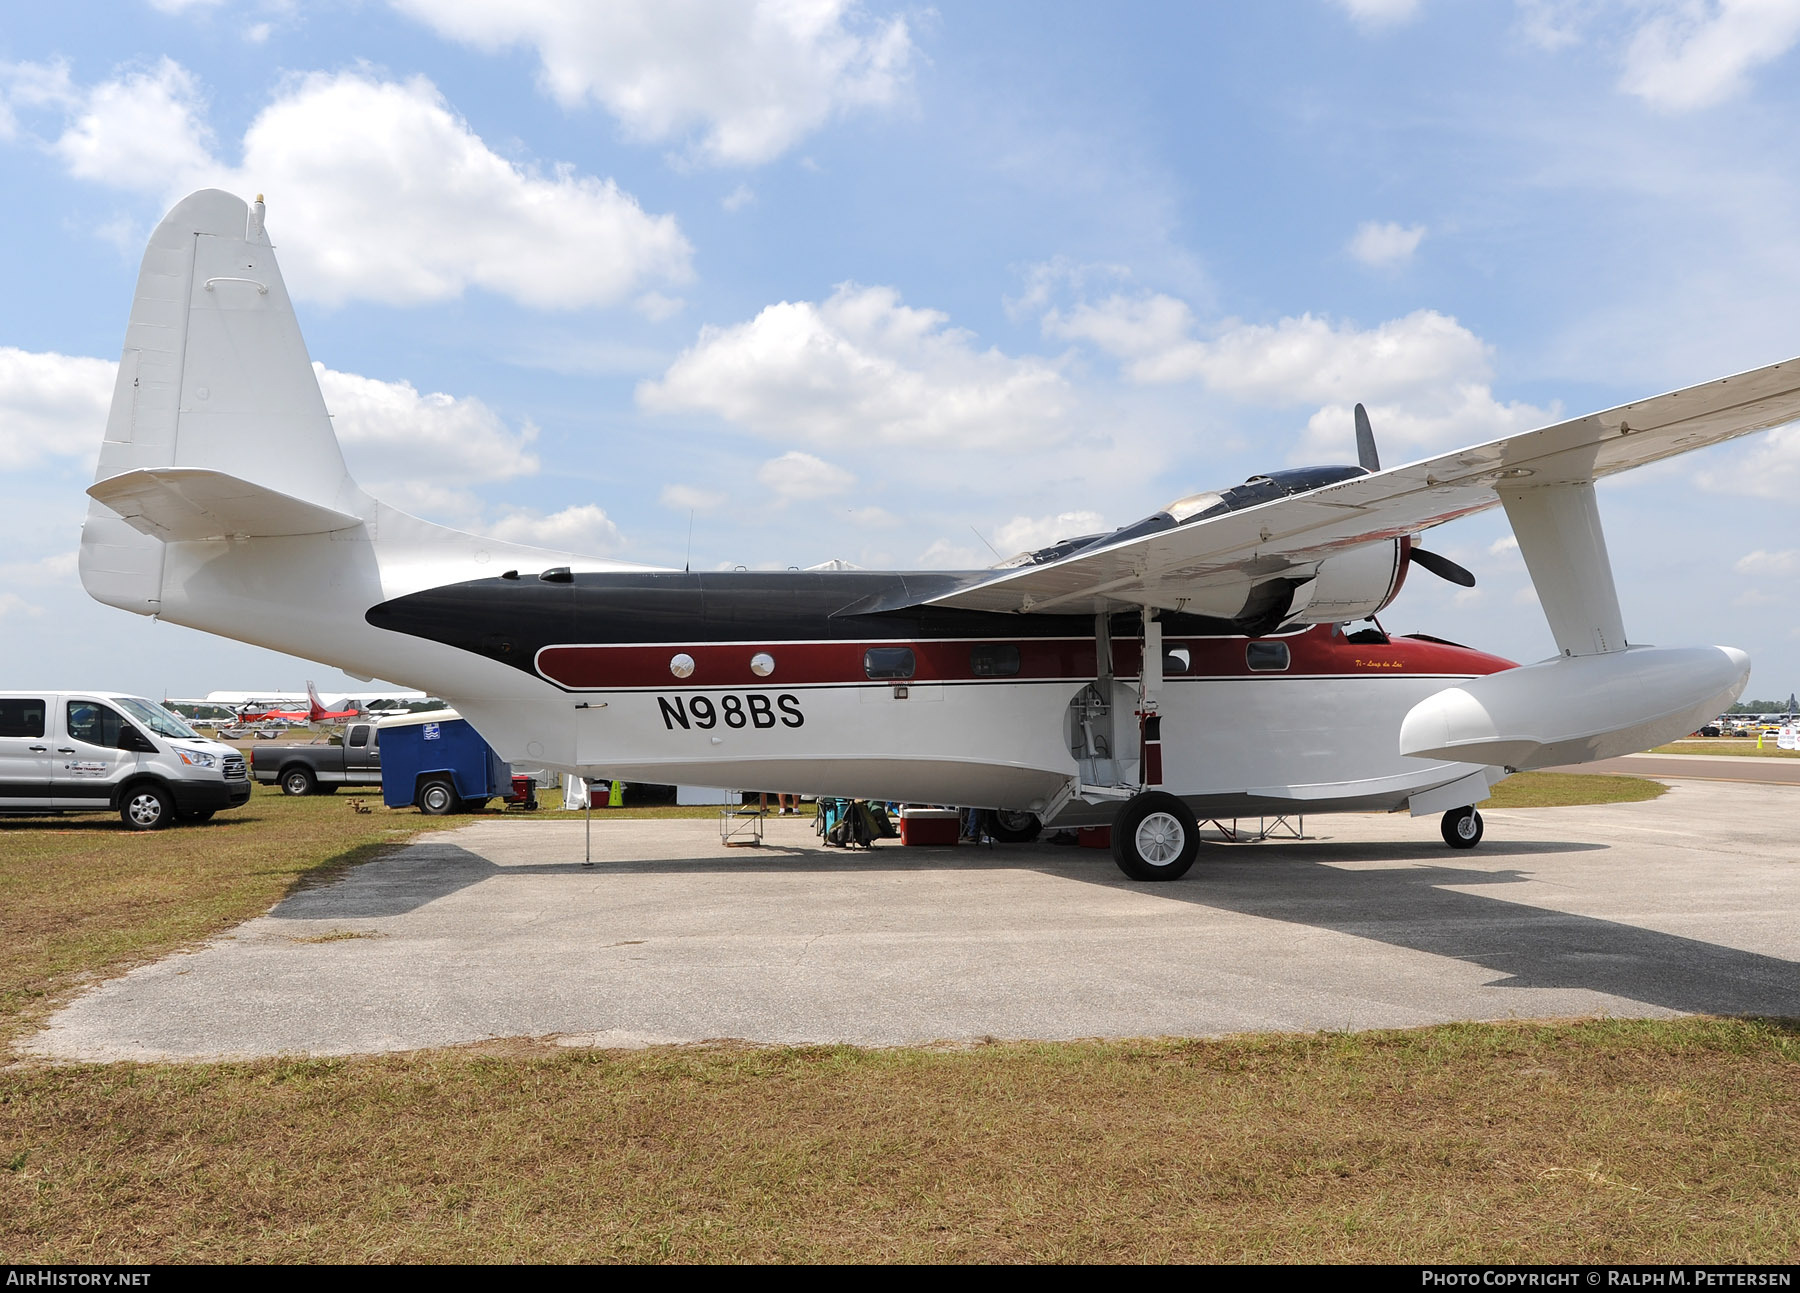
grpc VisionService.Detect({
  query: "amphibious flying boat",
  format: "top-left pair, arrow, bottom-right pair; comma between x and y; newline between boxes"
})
78,191 -> 1799,877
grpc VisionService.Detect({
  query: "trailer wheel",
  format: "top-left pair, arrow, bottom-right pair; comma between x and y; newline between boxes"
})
281,766 -> 316,797
1441,806 -> 1483,849
419,779 -> 458,816
1112,791 -> 1200,881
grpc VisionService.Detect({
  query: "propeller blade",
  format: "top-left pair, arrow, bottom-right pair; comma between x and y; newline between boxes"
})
1354,403 -> 1380,473
1409,545 -> 1476,588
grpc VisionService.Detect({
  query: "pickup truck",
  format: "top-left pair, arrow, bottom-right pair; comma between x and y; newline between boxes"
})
249,721 -> 382,795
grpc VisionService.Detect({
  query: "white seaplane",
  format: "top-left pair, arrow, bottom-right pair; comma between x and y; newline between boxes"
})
79,191 -> 1799,877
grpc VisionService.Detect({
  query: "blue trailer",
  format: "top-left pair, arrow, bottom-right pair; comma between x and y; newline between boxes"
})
376,709 -> 511,815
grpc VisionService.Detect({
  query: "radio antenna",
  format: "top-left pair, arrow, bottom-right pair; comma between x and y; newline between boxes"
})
970,525 -> 1003,562
685,510 -> 694,573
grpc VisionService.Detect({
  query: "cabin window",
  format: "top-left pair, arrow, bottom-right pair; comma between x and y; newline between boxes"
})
1246,641 -> 1290,672
970,644 -> 1020,677
1163,646 -> 1191,676
864,647 -> 916,680
0,698 -> 45,738
66,701 -> 130,749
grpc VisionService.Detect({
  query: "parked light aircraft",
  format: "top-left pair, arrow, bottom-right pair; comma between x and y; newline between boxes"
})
78,191 -> 1799,876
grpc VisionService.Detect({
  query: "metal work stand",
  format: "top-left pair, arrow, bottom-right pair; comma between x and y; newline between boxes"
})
720,808 -> 765,847
1199,815 -> 1305,843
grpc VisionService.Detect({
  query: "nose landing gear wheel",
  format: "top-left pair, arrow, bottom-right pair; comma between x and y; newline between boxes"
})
1441,806 -> 1484,849
1112,791 -> 1201,881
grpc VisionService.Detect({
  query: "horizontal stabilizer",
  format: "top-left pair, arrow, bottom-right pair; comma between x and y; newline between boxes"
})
88,468 -> 363,542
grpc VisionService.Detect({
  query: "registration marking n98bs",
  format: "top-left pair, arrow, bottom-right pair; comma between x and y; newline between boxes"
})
658,693 -> 805,731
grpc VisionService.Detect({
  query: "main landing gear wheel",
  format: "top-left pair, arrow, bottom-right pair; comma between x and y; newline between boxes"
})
1112,791 -> 1201,881
1441,806 -> 1484,849
985,810 -> 1042,844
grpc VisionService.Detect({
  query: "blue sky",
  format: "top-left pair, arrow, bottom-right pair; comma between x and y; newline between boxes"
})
2,0 -> 1797,702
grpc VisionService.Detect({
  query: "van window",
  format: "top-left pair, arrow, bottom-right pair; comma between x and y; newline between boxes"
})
66,701 -> 130,749
0,699 -> 46,738
864,647 -> 916,680
970,644 -> 1020,677
1246,641 -> 1290,672
115,696 -> 199,739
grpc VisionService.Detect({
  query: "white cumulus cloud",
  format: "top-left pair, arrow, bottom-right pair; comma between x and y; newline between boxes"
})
1330,0 -> 1425,29
487,504 -> 624,555
315,364 -> 539,490
919,510 -> 1109,569
757,450 -> 855,502
639,284 -> 1072,450
1044,293 -> 1552,462
660,483 -> 727,511
1698,423 -> 1800,499
1348,220 -> 1427,267
1620,0 -> 1800,111
5,62 -> 690,309
1735,547 -> 1800,575
389,0 -> 914,166
0,348 -> 116,468
51,57 -> 216,191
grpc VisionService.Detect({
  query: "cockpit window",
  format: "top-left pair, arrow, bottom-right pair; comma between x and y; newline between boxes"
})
1246,641 -> 1290,672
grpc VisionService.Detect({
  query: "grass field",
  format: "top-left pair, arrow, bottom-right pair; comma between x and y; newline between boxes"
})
6,772 -> 1793,1263
1651,741 -> 1800,759
1482,772 -> 1667,808
3,1019 -> 1796,1262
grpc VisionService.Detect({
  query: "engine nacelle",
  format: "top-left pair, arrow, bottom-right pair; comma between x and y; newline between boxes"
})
1281,538 -> 1407,625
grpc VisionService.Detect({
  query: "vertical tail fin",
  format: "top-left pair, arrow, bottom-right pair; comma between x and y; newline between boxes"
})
80,189 -> 364,615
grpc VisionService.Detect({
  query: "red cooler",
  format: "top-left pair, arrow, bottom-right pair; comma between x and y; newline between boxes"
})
899,808 -> 961,845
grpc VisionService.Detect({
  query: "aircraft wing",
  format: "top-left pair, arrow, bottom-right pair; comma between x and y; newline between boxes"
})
924,354 -> 1800,616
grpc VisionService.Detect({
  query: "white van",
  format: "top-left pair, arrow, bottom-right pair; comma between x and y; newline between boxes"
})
0,692 -> 252,829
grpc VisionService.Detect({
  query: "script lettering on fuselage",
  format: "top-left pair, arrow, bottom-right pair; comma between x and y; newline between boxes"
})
658,693 -> 805,731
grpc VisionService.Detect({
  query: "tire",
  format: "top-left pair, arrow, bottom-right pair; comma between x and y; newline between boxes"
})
418,779 -> 458,816
120,783 -> 174,831
281,766 -> 317,797
984,810 -> 1042,844
1441,806 -> 1484,849
1111,791 -> 1201,881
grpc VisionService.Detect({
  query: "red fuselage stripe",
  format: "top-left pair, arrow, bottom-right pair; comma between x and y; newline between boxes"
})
534,625 -> 1516,691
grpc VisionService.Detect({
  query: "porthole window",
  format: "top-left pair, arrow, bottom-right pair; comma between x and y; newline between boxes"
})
1163,645 -> 1191,676
669,653 -> 696,679
750,651 -> 775,677
864,647 -> 916,680
1246,641 -> 1290,672
969,643 -> 1020,677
